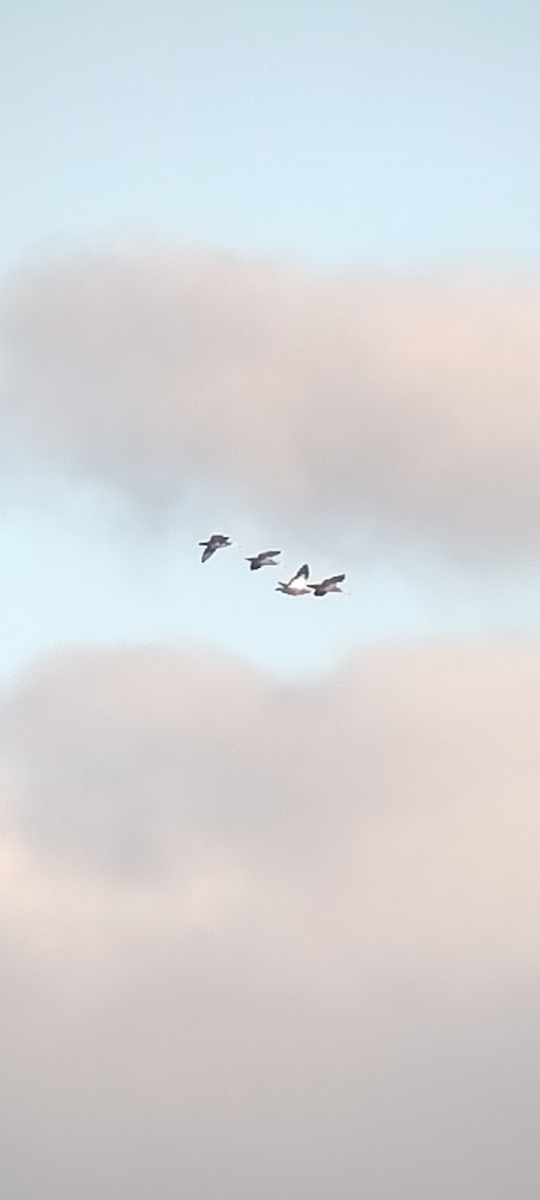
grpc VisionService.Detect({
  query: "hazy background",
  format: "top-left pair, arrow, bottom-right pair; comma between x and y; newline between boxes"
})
1,1 -> 540,1196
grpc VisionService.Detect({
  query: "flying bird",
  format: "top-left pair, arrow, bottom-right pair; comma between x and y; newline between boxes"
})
275,563 -> 311,595
309,573 -> 346,596
199,534 -> 232,563
245,550 -> 281,571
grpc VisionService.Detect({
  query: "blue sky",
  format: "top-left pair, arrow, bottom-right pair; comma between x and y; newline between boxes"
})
3,0 -> 540,273
1,0 -> 540,679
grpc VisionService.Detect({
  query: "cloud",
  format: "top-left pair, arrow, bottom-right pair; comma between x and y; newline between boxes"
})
2,247 -> 540,556
1,640 -> 540,1197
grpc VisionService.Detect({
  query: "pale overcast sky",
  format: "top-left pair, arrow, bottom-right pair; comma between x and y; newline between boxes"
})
1,3 -> 540,1197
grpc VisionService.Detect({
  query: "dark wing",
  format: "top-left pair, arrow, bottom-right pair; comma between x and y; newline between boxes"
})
289,563 -> 310,584
246,550 -> 280,569
309,574 -> 346,594
321,574 -> 345,588
200,533 -> 230,562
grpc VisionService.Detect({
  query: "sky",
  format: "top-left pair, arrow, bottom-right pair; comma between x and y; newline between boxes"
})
1,1 -> 540,1197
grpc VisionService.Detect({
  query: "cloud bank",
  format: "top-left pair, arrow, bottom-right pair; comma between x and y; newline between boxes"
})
1,641 -> 540,1198
2,248 -> 540,555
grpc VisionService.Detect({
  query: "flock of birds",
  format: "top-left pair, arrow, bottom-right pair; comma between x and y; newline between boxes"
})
199,534 -> 346,597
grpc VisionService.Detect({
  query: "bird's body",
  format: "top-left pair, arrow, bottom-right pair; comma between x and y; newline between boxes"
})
245,550 -> 281,571
276,563 -> 311,595
199,534 -> 232,563
309,573 -> 346,596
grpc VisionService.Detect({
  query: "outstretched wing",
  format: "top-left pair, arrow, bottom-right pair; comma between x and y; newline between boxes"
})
320,573 -> 345,588
199,533 -> 230,562
288,562 -> 310,585
309,573 -> 346,594
248,550 -> 281,569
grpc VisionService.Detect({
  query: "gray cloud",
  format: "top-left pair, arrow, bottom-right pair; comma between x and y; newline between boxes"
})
1,641 -> 540,1198
2,248 -> 540,555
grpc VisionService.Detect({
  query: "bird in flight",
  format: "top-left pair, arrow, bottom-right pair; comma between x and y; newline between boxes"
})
245,550 -> 281,571
309,573 -> 346,596
199,534 -> 232,563
275,563 -> 312,595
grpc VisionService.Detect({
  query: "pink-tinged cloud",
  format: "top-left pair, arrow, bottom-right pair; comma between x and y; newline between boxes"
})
2,248 -> 540,554
1,640 -> 540,1197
